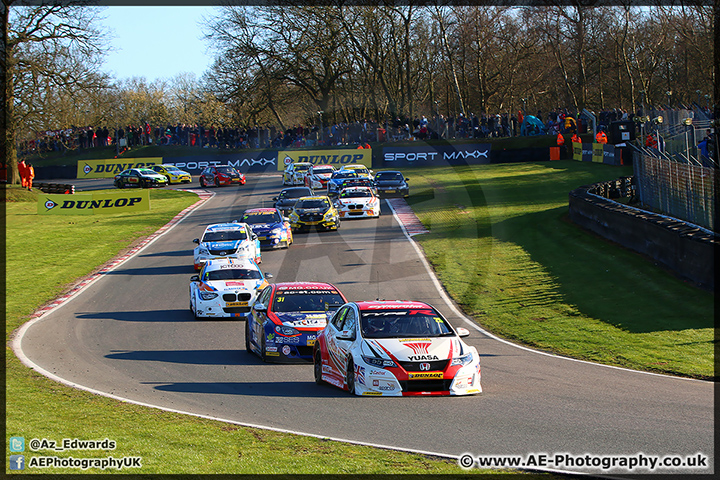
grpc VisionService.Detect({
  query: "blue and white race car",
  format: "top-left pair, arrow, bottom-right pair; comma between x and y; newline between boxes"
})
193,222 -> 261,271
239,207 -> 293,250
189,258 -> 272,320
326,169 -> 359,197
246,282 -> 347,362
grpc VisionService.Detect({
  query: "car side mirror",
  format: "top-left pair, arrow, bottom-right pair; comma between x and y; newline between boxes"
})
193,238 -> 200,244
253,303 -> 267,312
283,217 -> 290,222
264,273 -> 273,279
405,178 -> 409,182
190,275 -> 199,282
326,302 -> 344,312
456,327 -> 470,337
272,197 -> 278,201
336,329 -> 355,340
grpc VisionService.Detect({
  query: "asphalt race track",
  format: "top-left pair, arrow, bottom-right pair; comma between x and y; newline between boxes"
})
15,174 -> 714,475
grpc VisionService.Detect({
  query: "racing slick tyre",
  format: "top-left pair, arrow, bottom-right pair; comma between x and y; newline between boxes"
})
314,350 -> 324,385
244,320 -> 253,354
199,177 -> 206,188
260,334 -> 268,362
214,178 -> 220,188
345,358 -> 355,395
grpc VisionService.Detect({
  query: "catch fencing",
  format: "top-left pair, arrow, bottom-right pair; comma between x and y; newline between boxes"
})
633,154 -> 718,231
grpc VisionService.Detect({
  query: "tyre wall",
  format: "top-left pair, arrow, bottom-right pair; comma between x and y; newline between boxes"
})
568,181 -> 717,290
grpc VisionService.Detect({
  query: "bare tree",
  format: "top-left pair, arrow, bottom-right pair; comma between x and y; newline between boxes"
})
2,1 -> 109,183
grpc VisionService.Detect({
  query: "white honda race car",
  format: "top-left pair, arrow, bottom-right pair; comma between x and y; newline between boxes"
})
335,186 -> 381,219
314,300 -> 481,396
192,222 -> 261,271
304,164 -> 336,190
189,257 -> 272,320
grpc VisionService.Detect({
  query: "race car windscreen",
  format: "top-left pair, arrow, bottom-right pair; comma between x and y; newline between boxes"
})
313,166 -> 334,174
280,188 -> 312,199
333,171 -> 357,179
202,230 -> 248,242
272,291 -> 345,313
377,172 -> 402,181
216,166 -> 237,175
205,269 -> 263,281
360,309 -> 455,338
340,189 -> 371,198
242,212 -> 282,224
297,199 -> 330,209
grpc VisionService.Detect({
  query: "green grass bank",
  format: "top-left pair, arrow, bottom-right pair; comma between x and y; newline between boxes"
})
406,161 -> 713,379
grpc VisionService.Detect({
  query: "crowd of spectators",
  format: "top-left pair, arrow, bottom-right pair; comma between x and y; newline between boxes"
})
17,105 -> 714,157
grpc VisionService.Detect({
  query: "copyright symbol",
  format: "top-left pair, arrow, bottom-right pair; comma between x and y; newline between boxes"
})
30,439 -> 41,450
458,453 -> 475,469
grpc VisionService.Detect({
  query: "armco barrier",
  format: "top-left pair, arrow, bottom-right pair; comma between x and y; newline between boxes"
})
568,180 -> 717,290
36,183 -> 75,194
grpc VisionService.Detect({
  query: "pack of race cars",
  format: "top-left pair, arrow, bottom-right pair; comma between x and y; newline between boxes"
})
188,163 -> 480,396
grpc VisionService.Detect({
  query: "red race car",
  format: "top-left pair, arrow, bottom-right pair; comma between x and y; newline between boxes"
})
314,300 -> 481,396
199,165 -> 246,187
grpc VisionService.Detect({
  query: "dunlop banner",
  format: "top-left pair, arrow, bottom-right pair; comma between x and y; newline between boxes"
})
592,143 -> 605,163
277,149 -> 371,171
77,158 -> 163,179
572,142 -> 583,161
38,190 -> 150,215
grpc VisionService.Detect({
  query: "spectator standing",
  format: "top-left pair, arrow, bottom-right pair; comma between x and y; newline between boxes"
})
595,129 -> 608,144
26,162 -> 34,190
18,159 -> 28,187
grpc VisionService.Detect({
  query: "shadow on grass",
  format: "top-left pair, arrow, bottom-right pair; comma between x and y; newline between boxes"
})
491,206 -> 714,333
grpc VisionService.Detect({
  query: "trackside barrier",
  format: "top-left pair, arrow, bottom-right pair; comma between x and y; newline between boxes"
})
568,179 -> 716,290
586,176 -> 635,200
36,183 -> 75,194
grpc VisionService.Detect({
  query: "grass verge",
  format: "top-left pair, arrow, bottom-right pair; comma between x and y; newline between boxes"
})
406,161 -> 714,379
4,185 -> 509,475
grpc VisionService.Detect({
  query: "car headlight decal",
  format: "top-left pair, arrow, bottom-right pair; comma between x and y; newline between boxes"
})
450,352 -> 474,367
275,325 -> 300,336
199,291 -> 218,301
361,355 -> 396,368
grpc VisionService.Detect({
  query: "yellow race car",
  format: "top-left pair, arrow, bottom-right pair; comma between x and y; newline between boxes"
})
288,196 -> 340,232
151,164 -> 192,184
